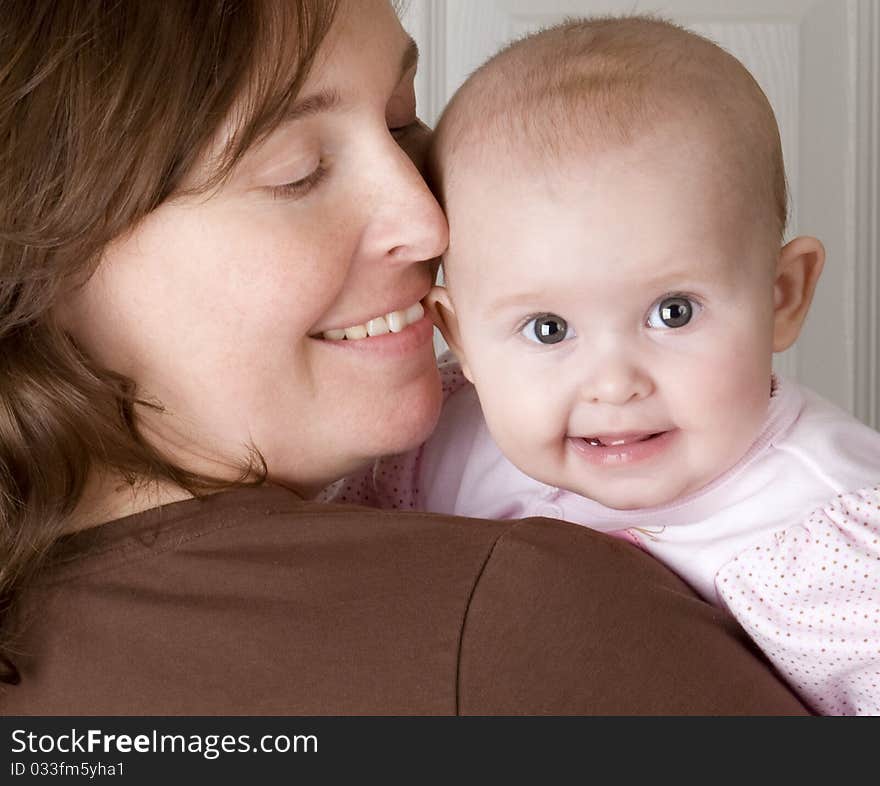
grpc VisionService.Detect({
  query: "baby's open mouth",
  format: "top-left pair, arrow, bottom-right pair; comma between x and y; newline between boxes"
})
580,432 -> 665,447
569,430 -> 676,465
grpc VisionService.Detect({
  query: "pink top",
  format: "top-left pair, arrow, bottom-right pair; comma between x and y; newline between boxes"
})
321,354 -> 880,715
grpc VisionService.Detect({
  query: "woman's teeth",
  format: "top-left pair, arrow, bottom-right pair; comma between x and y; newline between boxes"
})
323,302 -> 424,341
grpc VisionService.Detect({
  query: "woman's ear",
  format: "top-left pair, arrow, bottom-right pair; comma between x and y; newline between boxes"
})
772,236 -> 825,352
424,285 -> 473,382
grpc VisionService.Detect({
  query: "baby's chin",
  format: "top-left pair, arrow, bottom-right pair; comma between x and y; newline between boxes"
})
560,475 -> 705,512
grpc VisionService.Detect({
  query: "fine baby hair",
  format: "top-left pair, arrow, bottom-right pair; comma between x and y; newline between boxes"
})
429,15 -> 787,244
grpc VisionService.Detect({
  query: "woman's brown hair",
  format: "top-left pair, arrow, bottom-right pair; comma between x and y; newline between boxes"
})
0,0 -> 338,683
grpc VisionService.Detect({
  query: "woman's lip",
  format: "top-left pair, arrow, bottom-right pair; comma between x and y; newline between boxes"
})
567,429 -> 677,466
310,313 -> 434,358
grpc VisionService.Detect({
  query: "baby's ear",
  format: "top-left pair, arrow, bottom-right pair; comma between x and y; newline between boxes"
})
772,236 -> 825,352
424,285 -> 473,382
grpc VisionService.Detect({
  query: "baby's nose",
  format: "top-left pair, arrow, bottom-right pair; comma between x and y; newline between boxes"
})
578,356 -> 654,405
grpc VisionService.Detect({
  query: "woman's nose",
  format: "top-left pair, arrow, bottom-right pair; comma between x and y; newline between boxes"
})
357,133 -> 449,265
578,353 -> 654,406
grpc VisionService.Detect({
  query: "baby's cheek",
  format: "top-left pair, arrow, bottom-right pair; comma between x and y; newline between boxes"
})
716,359 -> 769,417
675,349 -> 770,467
481,383 -> 568,473
670,337 -> 766,410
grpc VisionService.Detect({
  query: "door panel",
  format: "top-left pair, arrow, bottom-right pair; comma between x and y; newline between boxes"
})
402,0 -> 878,421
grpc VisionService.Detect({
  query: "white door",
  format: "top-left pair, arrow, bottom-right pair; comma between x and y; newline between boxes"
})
402,0 -> 880,427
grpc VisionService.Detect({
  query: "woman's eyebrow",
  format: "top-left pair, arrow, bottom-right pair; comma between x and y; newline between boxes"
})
281,38 -> 417,124
284,89 -> 341,122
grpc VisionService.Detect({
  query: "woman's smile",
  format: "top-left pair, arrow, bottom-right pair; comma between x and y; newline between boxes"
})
312,297 -> 427,339
312,309 -> 435,359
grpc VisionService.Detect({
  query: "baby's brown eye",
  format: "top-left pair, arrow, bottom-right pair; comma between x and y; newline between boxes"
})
647,296 -> 696,329
522,313 -> 573,344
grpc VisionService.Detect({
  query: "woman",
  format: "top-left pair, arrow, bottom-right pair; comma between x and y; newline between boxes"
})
0,0 -> 806,714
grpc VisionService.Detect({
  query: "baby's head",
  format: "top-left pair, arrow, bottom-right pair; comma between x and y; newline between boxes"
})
426,16 -> 825,510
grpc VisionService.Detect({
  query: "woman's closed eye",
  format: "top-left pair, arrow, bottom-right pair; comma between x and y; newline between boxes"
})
520,313 -> 576,345
270,161 -> 328,200
390,119 -> 421,140
268,118 -> 422,201
391,118 -> 431,169
645,294 -> 701,329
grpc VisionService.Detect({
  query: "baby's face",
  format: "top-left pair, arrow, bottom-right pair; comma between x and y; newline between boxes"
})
440,135 -> 779,510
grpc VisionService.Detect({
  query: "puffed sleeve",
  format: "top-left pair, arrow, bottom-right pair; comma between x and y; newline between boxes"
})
716,484 -> 880,715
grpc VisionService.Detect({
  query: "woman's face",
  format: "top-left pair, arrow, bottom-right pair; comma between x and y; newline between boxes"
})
62,0 -> 448,494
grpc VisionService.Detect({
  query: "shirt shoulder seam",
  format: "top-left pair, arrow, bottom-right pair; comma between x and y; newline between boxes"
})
454,521 -> 515,715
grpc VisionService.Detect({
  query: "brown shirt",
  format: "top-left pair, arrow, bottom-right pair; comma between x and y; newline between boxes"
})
0,486 -> 807,715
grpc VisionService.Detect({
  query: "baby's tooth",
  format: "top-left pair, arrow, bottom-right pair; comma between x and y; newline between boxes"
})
386,310 -> 406,333
323,328 -> 346,340
366,316 -> 389,336
344,325 -> 367,340
405,302 -> 424,323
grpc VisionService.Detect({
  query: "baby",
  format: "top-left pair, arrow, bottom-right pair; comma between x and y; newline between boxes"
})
322,16 -> 880,714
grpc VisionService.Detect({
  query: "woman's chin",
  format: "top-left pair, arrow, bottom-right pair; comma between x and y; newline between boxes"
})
372,364 -> 444,456
274,363 -> 443,493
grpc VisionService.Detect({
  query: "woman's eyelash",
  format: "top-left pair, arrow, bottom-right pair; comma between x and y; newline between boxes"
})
271,163 -> 328,200
390,120 -> 419,139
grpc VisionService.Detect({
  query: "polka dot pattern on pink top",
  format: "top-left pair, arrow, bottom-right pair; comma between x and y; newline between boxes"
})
717,484 -> 880,715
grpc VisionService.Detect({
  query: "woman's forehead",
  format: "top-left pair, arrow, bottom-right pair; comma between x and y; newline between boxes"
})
306,0 -> 415,91
193,0 -> 412,188
181,0 -> 342,191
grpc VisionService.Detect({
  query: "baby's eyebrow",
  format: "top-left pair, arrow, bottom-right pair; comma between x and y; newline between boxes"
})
641,264 -> 730,290
484,292 -> 544,317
